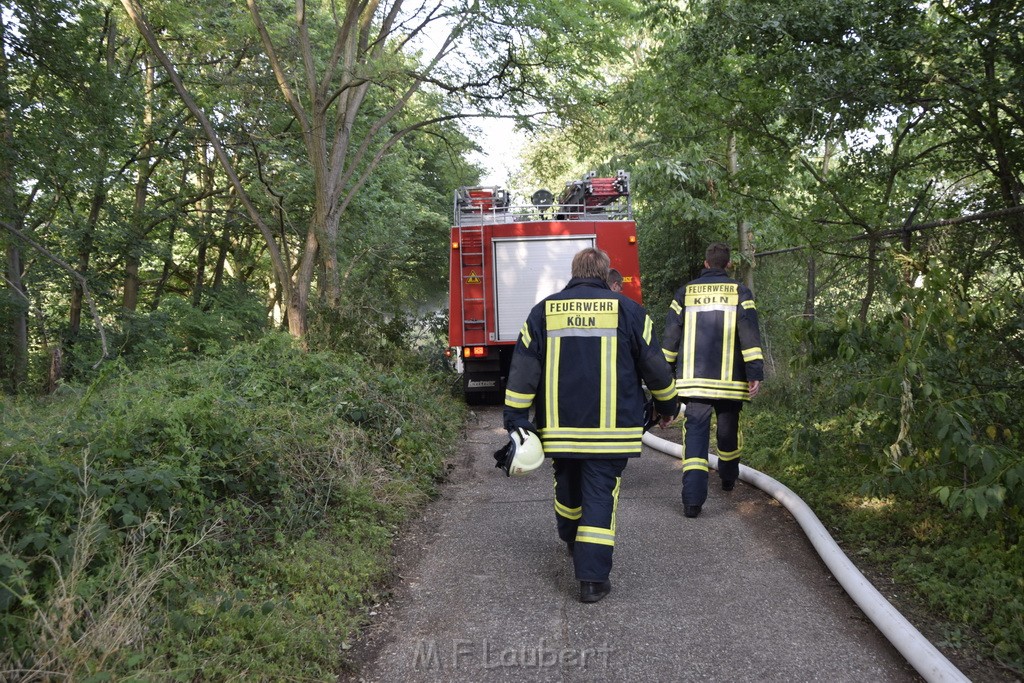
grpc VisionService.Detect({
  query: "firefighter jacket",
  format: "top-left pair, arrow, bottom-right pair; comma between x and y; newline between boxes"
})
662,268 -> 764,402
503,277 -> 678,459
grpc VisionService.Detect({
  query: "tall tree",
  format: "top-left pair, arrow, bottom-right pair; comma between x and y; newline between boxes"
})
118,0 -> 640,337
920,0 -> 1024,255
0,9 -> 29,391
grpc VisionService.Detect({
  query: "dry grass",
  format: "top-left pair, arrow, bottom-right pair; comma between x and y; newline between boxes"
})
0,500 -> 218,682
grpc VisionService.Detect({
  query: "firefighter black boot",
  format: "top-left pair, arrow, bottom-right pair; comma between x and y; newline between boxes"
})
580,580 -> 612,603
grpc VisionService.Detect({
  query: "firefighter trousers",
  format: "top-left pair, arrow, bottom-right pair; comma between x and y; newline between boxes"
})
681,399 -> 743,507
552,457 -> 628,582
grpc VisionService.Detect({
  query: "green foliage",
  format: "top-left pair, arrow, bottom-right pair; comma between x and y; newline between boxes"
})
799,254 -> 1024,522
54,287 -> 269,386
0,333 -> 465,680
119,289 -> 267,360
745,404 -> 1024,673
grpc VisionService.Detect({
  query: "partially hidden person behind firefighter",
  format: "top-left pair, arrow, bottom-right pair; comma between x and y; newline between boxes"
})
502,247 -> 678,603
661,242 -> 764,519
607,268 -> 623,293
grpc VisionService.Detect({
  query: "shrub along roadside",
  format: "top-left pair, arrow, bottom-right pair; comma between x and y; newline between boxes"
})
0,333 -> 465,681
743,403 -> 1024,677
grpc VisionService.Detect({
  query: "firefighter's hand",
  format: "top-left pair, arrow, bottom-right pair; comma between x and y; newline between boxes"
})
657,400 -> 682,428
748,380 -> 761,399
505,419 -> 537,436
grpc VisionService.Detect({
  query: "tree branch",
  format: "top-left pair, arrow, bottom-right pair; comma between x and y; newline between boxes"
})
330,12 -> 465,203
756,204 -> 1024,258
336,113 -> 461,215
119,0 -> 294,301
1,220 -> 109,366
247,0 -> 312,138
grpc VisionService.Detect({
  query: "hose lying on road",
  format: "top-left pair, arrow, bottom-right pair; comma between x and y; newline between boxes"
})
642,431 -> 970,683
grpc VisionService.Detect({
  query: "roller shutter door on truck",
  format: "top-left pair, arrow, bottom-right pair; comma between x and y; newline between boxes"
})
492,235 -> 595,342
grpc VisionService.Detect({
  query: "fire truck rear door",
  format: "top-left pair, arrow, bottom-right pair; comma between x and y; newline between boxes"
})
492,235 -> 596,342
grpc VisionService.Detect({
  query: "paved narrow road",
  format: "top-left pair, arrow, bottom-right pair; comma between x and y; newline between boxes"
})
348,406 -> 918,682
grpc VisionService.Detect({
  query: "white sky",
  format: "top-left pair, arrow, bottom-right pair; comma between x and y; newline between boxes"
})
468,117 -> 525,187
403,9 -> 527,188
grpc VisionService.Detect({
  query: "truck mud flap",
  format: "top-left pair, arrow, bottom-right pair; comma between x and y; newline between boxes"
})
463,359 -> 503,405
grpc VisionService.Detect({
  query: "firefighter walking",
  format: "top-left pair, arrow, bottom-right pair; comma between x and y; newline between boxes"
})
661,242 -> 764,518
503,247 -> 678,603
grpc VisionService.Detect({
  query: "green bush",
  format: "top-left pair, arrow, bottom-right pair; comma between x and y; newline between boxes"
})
0,332 -> 465,681
55,285 -> 267,385
798,258 -> 1024,522
744,403 -> 1024,674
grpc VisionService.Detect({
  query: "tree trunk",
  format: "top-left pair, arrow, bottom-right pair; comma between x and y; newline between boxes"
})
982,50 -> 1024,254
124,54 -> 156,312
124,254 -> 141,311
192,147 -> 215,308
738,220 -> 754,291
1,15 -> 28,392
47,347 -> 63,394
289,230 -> 319,336
804,140 -> 832,335
69,175 -> 107,339
71,16 -> 117,339
193,239 -> 207,308
727,132 -> 754,290
803,254 -> 817,323
211,194 -> 235,293
859,236 -> 878,324
287,301 -> 308,342
212,225 -> 229,293
4,242 -> 29,392
150,222 -> 177,310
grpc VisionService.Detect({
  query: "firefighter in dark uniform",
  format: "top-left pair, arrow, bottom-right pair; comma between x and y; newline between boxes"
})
661,242 -> 764,518
503,247 -> 678,603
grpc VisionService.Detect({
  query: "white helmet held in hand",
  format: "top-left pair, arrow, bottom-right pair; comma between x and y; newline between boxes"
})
494,427 -> 545,476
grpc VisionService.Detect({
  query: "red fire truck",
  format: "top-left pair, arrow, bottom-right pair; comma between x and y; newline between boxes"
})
447,171 -> 642,404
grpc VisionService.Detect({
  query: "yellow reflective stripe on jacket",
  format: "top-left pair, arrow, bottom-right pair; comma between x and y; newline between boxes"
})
650,380 -> 676,402
643,315 -> 653,345
599,335 -> 618,429
541,426 -> 643,440
742,346 -> 764,362
677,387 -> 749,401
555,500 -> 582,520
682,457 -> 709,473
576,525 -> 615,547
545,337 -> 561,428
683,308 -> 698,380
542,442 -> 644,455
720,309 -> 736,381
663,348 -> 678,363
519,321 -> 532,348
541,424 -> 644,455
741,300 -> 756,310
670,299 -> 682,314
677,377 -> 749,392
504,389 -> 534,409
677,378 -> 749,400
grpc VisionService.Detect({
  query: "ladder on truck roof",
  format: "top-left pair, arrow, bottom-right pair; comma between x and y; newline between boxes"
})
455,187 -> 508,346
558,170 -> 630,216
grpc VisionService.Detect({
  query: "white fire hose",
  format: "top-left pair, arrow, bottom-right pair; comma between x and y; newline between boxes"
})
642,431 -> 970,683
